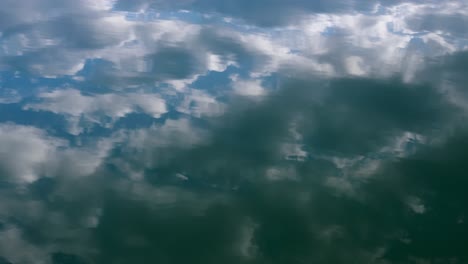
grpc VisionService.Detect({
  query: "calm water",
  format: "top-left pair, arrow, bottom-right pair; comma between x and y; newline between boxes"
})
1,1 -> 468,263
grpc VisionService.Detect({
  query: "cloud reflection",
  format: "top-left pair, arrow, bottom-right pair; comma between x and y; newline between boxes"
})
0,0 -> 468,263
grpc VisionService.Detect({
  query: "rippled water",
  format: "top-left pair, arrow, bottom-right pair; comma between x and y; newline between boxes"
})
1,1 -> 468,263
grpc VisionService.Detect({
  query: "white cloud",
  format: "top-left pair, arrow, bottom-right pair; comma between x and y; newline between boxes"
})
176,89 -> 226,117
0,124 -> 65,183
345,56 -> 367,76
0,226 -> 49,264
407,196 -> 426,214
380,131 -> 426,157
24,89 -> 167,134
127,118 -> 207,150
265,167 -> 298,181
52,134 -> 124,177
281,143 -> 308,162
221,1 -> 468,80
175,173 -> 189,181
231,76 -> 266,97
0,1 -> 133,76
237,219 -> 258,258
0,0 -> 466,84
112,118 -> 207,172
324,176 -> 356,196
281,118 -> 308,161
0,123 -> 124,183
207,53 -> 237,72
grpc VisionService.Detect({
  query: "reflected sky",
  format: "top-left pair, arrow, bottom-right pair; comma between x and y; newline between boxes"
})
1,0 -> 468,263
